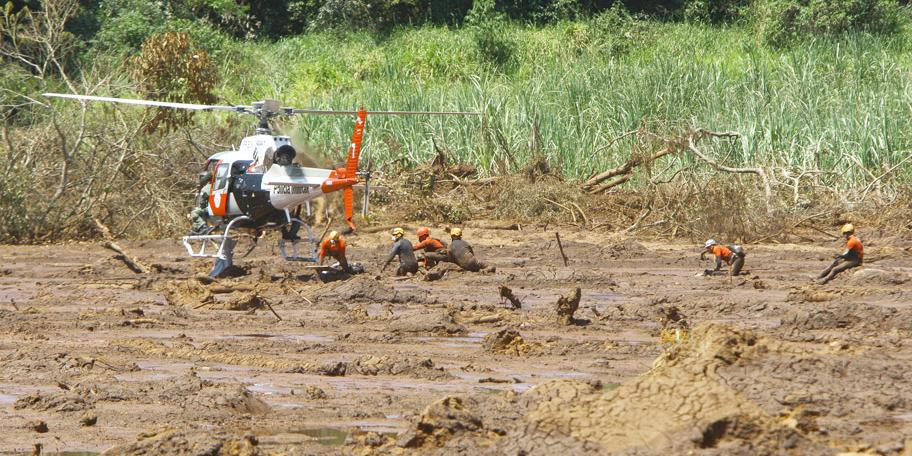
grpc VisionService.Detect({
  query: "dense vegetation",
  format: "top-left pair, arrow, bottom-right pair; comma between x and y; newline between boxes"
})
2,0 -> 912,241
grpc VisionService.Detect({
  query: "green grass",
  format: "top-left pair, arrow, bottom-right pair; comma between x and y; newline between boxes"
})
199,21 -> 912,190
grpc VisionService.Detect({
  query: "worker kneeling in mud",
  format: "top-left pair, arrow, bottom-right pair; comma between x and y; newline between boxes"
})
382,227 -> 419,276
701,239 -> 746,276
818,223 -> 863,284
444,228 -> 493,272
319,231 -> 353,273
413,227 -> 447,268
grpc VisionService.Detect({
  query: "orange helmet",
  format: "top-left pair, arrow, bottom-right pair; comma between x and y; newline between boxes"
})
417,227 -> 430,238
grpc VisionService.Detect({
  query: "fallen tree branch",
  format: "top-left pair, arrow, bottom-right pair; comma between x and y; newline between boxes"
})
93,218 -> 150,274
686,131 -> 772,209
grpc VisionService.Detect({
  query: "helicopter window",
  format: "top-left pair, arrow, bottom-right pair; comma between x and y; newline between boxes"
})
213,163 -> 231,191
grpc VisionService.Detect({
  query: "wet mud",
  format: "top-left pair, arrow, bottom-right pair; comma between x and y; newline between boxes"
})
0,230 -> 910,454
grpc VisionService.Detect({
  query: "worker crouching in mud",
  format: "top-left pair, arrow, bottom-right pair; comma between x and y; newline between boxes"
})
319,231 -> 353,273
382,228 -> 419,276
437,228 -> 494,273
818,223 -> 863,284
701,239 -> 745,276
413,227 -> 447,268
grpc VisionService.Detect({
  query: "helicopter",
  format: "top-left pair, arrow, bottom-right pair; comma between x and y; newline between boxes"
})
43,93 -> 479,276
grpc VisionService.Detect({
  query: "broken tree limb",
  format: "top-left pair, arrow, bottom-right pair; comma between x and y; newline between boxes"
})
93,218 -> 150,274
686,131 -> 772,209
587,175 -> 631,194
542,197 -> 577,224
555,232 -> 569,266
584,147 -> 673,190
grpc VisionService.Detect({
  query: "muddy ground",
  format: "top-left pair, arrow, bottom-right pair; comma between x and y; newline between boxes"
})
1,226 -> 911,455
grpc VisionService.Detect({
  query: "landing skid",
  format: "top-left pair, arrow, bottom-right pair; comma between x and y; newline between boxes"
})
181,216 -> 319,277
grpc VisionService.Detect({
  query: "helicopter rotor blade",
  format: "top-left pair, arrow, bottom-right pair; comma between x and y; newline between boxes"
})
43,93 -> 244,112
288,108 -> 480,116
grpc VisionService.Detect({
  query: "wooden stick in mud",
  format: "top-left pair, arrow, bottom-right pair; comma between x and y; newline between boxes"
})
555,232 -> 569,266
93,218 -> 150,274
264,300 -> 282,321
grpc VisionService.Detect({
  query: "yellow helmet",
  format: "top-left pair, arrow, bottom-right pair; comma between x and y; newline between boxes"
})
391,227 -> 405,238
841,223 -> 855,234
450,227 -> 462,238
329,230 -> 340,241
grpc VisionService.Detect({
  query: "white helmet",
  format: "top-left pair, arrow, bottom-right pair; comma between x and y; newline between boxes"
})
704,239 -> 717,249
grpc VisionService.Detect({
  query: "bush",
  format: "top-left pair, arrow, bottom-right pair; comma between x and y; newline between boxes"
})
467,0 -> 516,70
684,0 -> 754,23
756,0 -> 906,46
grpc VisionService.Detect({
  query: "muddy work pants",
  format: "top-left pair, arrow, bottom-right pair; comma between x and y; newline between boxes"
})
424,250 -> 449,268
730,254 -> 744,276
397,261 -> 420,276
423,250 -> 486,271
819,258 -> 861,284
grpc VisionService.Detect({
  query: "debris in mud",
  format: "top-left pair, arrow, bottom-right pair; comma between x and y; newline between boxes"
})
395,397 -> 482,449
498,285 -> 522,309
658,306 -> 689,343
555,287 -> 581,325
224,292 -> 264,311
99,429 -> 263,456
482,329 -> 541,355
27,420 -> 48,433
304,385 -> 327,400
602,240 -> 646,259
389,310 -> 467,336
80,412 -> 98,427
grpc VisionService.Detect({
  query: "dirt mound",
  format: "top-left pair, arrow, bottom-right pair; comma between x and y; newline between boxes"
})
389,310 -> 467,336
848,268 -> 910,286
395,397 -> 483,449
161,279 -> 213,307
100,429 -> 262,456
482,329 -> 540,355
780,302 -> 912,331
314,276 -> 431,304
490,324 -> 823,455
354,324 -> 827,455
347,355 -> 451,380
14,390 -> 93,413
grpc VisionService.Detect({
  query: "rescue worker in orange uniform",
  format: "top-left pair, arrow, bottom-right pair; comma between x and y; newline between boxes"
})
818,223 -> 863,284
413,227 -> 448,268
319,230 -> 352,273
701,239 -> 745,276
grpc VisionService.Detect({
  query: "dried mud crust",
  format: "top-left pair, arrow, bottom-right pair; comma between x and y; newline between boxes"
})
350,323 -> 911,455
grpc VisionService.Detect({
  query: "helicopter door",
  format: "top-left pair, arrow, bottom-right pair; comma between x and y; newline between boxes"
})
209,162 -> 231,217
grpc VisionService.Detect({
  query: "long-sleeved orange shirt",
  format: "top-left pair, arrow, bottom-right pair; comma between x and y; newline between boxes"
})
319,238 -> 346,260
413,237 -> 446,252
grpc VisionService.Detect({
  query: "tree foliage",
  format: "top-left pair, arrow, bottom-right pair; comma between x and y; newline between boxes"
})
130,31 -> 218,132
